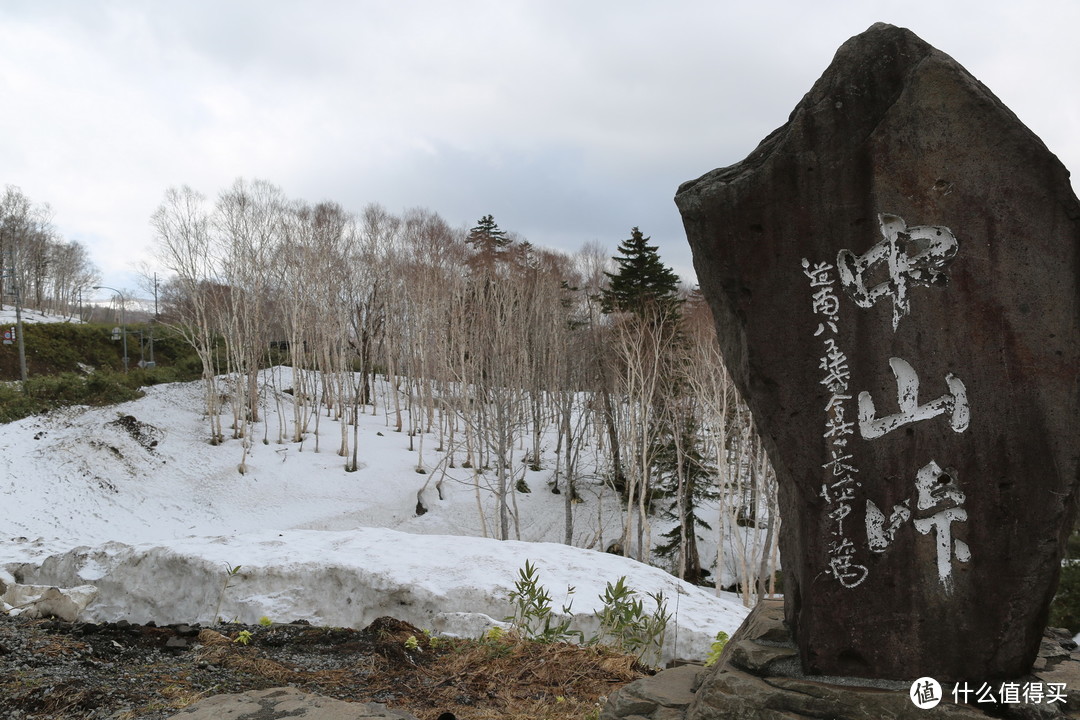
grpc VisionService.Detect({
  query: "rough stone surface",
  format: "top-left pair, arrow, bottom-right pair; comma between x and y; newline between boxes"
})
167,686 -> 421,720
601,663 -> 703,720
603,600 -> 1080,720
676,22 -> 1080,680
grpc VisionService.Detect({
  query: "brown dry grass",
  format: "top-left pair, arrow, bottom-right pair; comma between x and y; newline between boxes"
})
0,616 -> 648,720
196,623 -> 649,720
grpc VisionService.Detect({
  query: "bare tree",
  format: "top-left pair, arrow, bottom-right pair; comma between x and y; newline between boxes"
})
152,186 -> 227,444
679,295 -> 780,602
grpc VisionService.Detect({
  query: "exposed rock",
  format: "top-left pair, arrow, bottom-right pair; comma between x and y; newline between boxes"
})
167,687 -> 420,719
676,22 -> 1080,680
601,663 -> 703,720
603,600 -> 1080,720
725,637 -> 796,674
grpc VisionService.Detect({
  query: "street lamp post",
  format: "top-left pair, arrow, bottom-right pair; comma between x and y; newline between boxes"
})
93,285 -> 128,372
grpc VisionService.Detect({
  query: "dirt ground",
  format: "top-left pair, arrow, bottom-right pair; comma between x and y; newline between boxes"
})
0,613 -> 648,720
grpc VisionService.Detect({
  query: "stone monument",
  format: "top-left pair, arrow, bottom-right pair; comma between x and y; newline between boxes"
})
676,23 -> 1080,681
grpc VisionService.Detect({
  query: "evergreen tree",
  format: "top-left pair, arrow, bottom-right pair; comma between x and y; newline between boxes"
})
652,411 -> 718,585
601,227 -> 681,316
466,214 -> 511,272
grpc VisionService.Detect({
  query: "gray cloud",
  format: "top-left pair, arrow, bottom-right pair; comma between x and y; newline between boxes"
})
2,0 -> 1077,293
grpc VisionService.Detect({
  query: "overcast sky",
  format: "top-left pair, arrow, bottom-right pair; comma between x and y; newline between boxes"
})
2,0 -> 1077,299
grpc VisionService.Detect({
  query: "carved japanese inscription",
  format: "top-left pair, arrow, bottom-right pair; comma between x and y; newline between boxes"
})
677,23 -> 1080,681
806,213 -> 973,594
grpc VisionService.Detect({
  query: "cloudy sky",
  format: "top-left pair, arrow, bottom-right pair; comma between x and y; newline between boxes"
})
2,0 -> 1077,298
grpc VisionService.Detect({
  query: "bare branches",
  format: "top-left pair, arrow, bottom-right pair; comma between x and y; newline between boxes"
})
148,180 -> 779,599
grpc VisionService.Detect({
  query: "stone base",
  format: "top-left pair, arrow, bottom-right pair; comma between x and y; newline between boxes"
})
602,599 -> 1080,720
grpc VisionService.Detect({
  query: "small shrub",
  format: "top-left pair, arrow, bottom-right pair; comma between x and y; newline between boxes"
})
82,371 -> 143,405
505,560 -> 581,643
592,576 -> 671,667
503,562 -> 674,666
0,370 -> 144,423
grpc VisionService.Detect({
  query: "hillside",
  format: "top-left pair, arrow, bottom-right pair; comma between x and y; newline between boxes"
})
0,370 -> 750,667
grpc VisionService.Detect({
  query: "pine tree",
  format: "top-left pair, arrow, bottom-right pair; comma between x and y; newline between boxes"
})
597,228 -> 682,512
466,214 -> 511,272
601,227 -> 681,316
652,411 -> 718,585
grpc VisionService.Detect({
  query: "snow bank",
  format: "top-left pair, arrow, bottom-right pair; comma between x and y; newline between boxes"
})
17,527 -> 749,664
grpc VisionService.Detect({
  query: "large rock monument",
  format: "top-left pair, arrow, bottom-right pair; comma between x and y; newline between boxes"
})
677,23 -> 1080,681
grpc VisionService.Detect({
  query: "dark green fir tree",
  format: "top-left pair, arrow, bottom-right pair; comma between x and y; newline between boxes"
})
601,227 -> 681,316
652,413 -> 719,585
466,214 -> 511,272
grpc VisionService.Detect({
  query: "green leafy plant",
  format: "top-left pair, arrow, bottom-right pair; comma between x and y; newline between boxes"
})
704,631 -> 730,667
233,630 -> 253,646
505,560 -> 581,643
502,562 -> 674,665
422,628 -> 441,648
214,563 -> 242,623
258,615 -> 272,627
404,635 -> 420,652
592,576 -> 671,667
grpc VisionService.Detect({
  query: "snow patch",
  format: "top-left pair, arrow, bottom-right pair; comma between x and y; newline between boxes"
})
18,528 -> 749,664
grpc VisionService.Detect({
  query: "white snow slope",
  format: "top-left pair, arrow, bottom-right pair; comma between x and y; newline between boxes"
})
0,369 -> 750,664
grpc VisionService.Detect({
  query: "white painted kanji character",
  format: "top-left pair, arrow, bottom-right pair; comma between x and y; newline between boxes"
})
824,391 -> 853,443
825,393 -> 851,412
865,498 -> 911,552
912,461 -> 971,591
830,474 -> 856,490
837,213 -> 958,330
829,502 -> 852,535
858,357 -> 969,439
827,552 -> 868,588
828,537 -> 856,556
811,285 -> 841,318
823,449 -> 858,477
801,258 -> 835,287
819,339 -> 850,393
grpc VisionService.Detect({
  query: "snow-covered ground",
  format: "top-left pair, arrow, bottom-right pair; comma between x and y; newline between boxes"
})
0,307 -> 79,325
0,368 -> 750,663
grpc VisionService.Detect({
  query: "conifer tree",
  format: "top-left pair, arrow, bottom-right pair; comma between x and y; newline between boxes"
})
465,214 -> 511,271
601,227 -> 681,316
652,410 -> 719,585
599,226 -> 683,499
